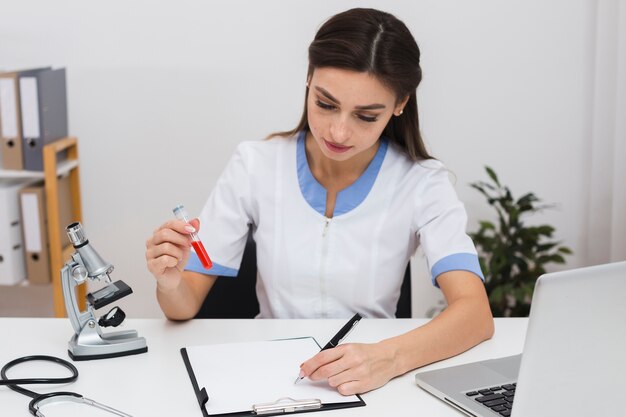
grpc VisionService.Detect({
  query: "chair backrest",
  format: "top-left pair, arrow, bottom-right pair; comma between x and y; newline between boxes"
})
194,231 -> 260,319
195,232 -> 412,318
395,265 -> 412,318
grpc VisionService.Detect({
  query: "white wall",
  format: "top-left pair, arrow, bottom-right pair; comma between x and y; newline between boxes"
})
1,0 -> 624,318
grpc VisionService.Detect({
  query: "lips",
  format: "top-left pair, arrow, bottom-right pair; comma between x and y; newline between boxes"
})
324,139 -> 352,153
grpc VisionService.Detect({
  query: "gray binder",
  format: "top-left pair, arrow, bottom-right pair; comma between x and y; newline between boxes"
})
0,67 -> 50,170
19,68 -> 68,171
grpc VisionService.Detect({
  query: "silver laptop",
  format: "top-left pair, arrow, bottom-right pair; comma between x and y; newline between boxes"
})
415,261 -> 626,417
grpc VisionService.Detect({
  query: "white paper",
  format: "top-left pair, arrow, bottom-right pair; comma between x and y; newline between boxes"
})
19,77 -> 40,139
0,78 -> 18,138
21,193 -> 42,252
185,337 -> 360,415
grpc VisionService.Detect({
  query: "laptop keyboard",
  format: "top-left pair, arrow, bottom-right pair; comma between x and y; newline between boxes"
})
465,383 -> 516,416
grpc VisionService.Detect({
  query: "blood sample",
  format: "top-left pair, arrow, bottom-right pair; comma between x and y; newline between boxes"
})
173,204 -> 213,269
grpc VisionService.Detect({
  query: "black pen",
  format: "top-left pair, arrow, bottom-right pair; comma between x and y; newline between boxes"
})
294,313 -> 362,384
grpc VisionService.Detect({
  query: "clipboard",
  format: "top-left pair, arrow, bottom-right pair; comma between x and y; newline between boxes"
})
180,337 -> 366,416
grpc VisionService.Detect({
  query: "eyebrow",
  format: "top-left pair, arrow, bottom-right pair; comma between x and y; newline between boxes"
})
314,86 -> 387,110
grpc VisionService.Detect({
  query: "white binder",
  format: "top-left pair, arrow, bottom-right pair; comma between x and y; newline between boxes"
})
0,179 -> 35,285
19,182 -> 50,284
18,175 -> 74,285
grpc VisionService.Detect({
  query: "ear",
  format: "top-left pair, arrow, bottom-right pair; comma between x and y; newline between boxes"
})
394,96 -> 410,116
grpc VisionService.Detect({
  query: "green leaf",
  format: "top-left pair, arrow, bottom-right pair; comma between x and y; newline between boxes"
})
470,184 -> 495,202
536,243 -> 558,252
536,255 -> 552,264
516,192 -> 539,209
479,221 -> 495,229
504,187 -> 514,203
549,254 -> 566,264
485,166 -> 500,186
534,225 -> 555,236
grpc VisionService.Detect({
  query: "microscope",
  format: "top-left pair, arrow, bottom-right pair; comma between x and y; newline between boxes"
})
61,222 -> 147,361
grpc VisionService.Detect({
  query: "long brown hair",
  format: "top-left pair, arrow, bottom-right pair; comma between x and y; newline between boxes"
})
270,8 -> 432,161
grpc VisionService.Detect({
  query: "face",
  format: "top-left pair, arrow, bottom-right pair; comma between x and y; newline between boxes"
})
307,67 -> 406,163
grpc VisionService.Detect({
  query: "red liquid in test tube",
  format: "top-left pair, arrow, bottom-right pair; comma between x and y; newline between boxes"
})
173,204 -> 213,269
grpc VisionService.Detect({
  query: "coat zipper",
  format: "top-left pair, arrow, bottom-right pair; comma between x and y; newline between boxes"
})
319,217 -> 332,317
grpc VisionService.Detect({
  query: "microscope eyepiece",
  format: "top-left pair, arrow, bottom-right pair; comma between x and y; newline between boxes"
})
65,222 -> 113,279
66,222 -> 88,248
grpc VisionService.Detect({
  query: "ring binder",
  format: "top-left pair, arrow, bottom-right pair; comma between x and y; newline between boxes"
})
252,397 -> 322,415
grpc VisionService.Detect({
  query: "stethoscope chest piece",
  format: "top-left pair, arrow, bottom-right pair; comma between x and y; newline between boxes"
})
30,392 -> 132,417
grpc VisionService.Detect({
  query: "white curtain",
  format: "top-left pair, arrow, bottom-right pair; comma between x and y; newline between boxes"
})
586,0 -> 626,265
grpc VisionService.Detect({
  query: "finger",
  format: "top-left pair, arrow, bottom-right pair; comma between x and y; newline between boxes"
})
309,356 -> 349,381
301,347 -> 344,380
158,219 -> 198,236
327,365 -> 362,388
147,255 -> 179,276
146,241 -> 187,264
336,380 -> 363,396
151,227 -> 192,248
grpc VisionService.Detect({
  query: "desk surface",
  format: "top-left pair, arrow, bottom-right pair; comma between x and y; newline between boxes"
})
0,318 -> 527,416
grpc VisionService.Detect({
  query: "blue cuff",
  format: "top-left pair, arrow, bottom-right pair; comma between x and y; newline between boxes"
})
431,253 -> 485,287
184,252 -> 239,277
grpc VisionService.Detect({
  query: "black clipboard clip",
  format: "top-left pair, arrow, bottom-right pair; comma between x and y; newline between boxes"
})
252,397 -> 322,415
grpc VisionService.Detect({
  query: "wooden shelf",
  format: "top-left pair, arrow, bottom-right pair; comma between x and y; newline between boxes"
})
43,136 -> 86,317
0,159 -> 79,180
1,136 -> 85,317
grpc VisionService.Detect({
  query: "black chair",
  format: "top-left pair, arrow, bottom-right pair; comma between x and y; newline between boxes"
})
195,232 -> 412,319
395,265 -> 412,318
194,231 -> 260,319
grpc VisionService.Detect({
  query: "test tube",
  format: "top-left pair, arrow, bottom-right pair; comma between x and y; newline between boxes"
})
173,204 -> 213,269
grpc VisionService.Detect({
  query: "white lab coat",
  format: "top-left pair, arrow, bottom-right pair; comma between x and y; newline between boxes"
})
186,132 -> 483,318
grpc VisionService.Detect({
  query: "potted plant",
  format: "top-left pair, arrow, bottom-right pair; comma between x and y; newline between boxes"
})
469,166 -> 572,317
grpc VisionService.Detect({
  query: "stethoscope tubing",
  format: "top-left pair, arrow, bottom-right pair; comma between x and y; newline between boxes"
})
1,355 -> 79,397
1,355 -> 81,416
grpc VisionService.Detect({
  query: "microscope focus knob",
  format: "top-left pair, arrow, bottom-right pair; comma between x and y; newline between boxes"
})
71,265 -> 89,282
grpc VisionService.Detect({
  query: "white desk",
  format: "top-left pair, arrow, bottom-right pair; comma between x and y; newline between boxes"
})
0,318 -> 527,416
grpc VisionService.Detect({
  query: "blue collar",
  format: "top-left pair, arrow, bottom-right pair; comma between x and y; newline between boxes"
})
296,131 -> 388,217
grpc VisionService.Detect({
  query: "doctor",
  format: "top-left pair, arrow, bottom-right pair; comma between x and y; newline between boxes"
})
145,8 -> 494,395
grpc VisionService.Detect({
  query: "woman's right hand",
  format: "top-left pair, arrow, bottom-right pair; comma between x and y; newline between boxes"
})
145,218 -> 200,291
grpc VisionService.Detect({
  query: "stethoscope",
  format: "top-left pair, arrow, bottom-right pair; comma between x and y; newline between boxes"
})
1,355 -> 132,417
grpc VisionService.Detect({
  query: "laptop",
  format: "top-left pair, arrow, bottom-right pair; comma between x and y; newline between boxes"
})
415,261 -> 626,417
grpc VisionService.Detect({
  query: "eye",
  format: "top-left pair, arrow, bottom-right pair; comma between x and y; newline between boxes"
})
315,99 -> 336,110
357,114 -> 378,123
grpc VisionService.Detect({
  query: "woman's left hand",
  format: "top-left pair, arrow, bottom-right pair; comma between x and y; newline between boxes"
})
299,341 -> 399,395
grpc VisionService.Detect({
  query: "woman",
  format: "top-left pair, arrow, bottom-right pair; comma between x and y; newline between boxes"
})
145,8 -> 493,395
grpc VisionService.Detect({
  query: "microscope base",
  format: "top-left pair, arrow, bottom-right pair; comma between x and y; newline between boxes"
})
68,328 -> 148,361
69,346 -> 148,361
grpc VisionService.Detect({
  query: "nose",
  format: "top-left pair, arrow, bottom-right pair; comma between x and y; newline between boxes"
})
329,114 -> 351,144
